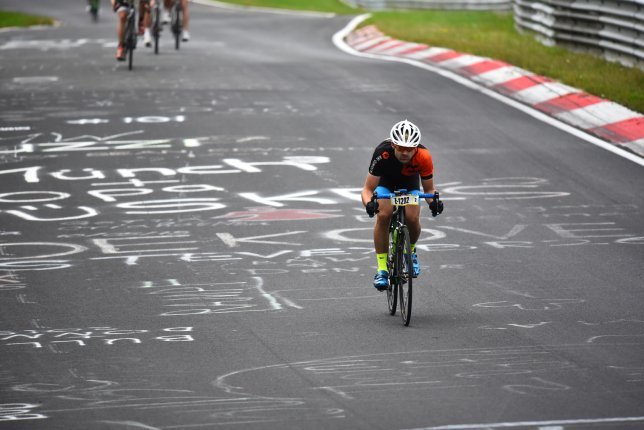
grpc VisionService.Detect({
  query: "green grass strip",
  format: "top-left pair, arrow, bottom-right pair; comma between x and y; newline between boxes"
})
0,11 -> 54,28
213,2 -> 644,113
366,11 -> 643,114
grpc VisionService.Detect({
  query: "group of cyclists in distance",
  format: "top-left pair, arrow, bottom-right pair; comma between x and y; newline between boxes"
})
86,2 -> 442,301
107,0 -> 190,61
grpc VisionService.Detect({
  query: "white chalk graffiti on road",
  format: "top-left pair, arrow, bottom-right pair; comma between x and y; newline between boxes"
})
1,327 -> 194,350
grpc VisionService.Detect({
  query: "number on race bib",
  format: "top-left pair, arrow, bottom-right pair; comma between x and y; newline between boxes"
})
391,194 -> 419,206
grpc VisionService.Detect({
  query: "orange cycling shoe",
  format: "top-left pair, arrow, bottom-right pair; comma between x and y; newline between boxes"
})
116,45 -> 126,61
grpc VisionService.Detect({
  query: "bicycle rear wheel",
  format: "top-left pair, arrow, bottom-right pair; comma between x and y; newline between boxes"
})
398,226 -> 413,326
172,5 -> 182,50
126,29 -> 134,70
125,10 -> 136,70
128,44 -> 133,70
153,5 -> 160,54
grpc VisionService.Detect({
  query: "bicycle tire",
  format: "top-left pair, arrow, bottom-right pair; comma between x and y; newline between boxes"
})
126,16 -> 135,70
398,226 -> 413,326
386,225 -> 398,315
172,5 -> 182,50
128,43 -> 133,70
153,5 -> 160,54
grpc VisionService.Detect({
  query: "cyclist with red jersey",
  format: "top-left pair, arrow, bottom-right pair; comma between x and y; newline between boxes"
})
361,120 -> 444,291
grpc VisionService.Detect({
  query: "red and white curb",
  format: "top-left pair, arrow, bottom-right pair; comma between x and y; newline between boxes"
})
334,15 -> 644,165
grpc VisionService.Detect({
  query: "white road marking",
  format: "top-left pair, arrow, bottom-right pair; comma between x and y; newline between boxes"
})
98,421 -> 161,430
402,416 -> 644,429
12,76 -> 58,84
253,277 -> 282,310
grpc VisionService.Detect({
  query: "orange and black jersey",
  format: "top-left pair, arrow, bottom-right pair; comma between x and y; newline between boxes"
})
368,139 -> 434,189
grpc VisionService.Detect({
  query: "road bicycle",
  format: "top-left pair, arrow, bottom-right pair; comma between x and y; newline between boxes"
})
88,0 -> 100,21
123,0 -> 137,70
373,189 -> 439,326
151,0 -> 161,54
170,0 -> 183,50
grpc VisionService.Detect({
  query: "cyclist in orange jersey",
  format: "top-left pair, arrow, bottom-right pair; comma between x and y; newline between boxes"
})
361,120 -> 444,291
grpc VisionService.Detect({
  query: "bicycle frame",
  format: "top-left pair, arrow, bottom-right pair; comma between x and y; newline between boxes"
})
374,189 -> 438,326
374,190 -> 438,234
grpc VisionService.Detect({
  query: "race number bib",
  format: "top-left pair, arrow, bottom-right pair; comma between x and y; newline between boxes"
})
391,194 -> 419,206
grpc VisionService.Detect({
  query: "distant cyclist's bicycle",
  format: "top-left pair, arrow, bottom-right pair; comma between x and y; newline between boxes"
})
123,0 -> 137,70
373,190 -> 439,326
151,0 -> 161,54
170,0 -> 183,50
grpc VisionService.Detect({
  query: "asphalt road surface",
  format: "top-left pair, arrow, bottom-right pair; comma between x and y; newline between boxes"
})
1,1 -> 643,429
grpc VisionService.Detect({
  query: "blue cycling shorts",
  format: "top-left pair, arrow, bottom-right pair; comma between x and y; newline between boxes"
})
375,186 -> 420,197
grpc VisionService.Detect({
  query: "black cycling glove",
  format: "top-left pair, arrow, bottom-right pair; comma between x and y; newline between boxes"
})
429,199 -> 444,217
366,200 -> 379,218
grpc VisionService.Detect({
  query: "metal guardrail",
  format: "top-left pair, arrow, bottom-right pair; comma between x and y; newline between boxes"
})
344,0 -> 643,69
514,0 -> 644,69
342,0 -> 512,10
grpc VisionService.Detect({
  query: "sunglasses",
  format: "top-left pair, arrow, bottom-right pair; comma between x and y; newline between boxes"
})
392,145 -> 416,153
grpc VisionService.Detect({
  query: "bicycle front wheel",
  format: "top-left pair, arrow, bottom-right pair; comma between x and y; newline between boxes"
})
127,34 -> 134,70
386,226 -> 398,315
387,274 -> 398,316
172,6 -> 182,50
398,226 -> 413,326
125,12 -> 135,70
153,6 -> 160,54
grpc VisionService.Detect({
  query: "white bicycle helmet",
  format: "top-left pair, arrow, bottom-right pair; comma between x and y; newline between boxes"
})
389,119 -> 421,147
